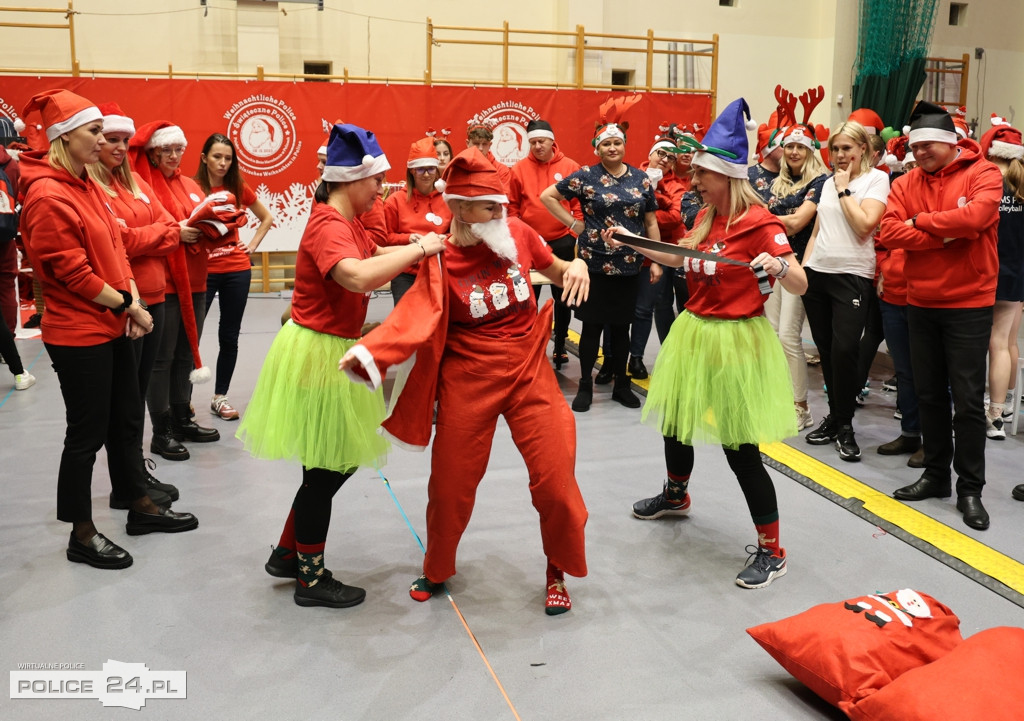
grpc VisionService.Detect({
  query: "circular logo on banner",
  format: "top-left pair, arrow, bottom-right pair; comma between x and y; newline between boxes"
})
223,95 -> 302,177
469,101 -> 542,167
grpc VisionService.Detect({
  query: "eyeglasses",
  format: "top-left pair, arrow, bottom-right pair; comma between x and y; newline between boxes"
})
412,167 -> 438,175
158,146 -> 186,157
655,150 -> 674,160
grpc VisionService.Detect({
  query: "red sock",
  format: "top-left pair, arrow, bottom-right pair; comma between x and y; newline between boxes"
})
754,520 -> 782,556
276,508 -> 296,554
545,561 -> 570,615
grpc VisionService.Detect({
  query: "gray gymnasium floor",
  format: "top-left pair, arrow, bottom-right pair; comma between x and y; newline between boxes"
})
2,293 -> 1023,720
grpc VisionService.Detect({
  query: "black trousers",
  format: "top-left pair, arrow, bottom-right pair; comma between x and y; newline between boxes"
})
907,304 -> 992,497
147,292 -> 207,420
47,336 -> 148,522
531,235 -> 577,352
802,269 -> 873,427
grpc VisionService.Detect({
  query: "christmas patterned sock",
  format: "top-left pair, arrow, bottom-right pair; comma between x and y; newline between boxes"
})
753,518 -> 782,556
545,561 -> 571,616
295,541 -> 327,589
665,472 -> 690,504
409,574 -> 444,602
276,508 -> 296,555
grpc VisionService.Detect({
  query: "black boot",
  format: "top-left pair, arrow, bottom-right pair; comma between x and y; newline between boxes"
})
150,411 -> 190,461
572,378 -> 593,412
171,403 -> 221,443
611,375 -> 641,408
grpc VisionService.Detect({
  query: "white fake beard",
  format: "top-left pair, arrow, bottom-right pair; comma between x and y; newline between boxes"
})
470,211 -> 517,262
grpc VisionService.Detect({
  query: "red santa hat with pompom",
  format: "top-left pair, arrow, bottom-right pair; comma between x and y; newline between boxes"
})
19,89 -> 101,150
979,117 -> 1024,161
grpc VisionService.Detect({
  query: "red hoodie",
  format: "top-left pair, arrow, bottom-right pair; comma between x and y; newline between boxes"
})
508,147 -> 582,241
880,140 -> 1003,308
19,150 -> 133,346
383,187 -> 452,275
640,161 -> 686,242
109,172 -> 179,305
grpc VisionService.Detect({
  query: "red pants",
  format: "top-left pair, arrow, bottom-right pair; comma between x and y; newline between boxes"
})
423,319 -> 588,583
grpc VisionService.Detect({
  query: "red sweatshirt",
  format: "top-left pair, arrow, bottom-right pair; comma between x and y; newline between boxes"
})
359,195 -> 388,247
508,147 -> 582,241
109,172 -> 179,305
640,161 -> 686,242
19,150 -> 133,346
877,247 -> 907,306
383,188 -> 452,275
880,140 -> 1003,308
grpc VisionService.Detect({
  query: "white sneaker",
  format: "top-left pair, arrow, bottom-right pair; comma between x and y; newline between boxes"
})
795,406 -> 814,430
14,372 -> 35,391
986,416 -> 1006,441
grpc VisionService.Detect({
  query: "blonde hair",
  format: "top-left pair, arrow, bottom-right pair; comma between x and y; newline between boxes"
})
829,121 -> 873,177
683,177 -> 765,249
88,157 -> 141,199
771,144 -> 827,199
47,137 -> 77,176
1004,158 -> 1024,202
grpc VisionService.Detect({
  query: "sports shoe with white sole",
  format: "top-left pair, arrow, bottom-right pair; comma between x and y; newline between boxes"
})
986,416 -> 1006,440
14,372 -> 35,390
795,406 -> 814,430
735,546 -> 787,589
632,491 -> 691,520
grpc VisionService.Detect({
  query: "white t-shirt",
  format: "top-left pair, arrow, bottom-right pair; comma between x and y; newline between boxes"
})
805,168 -> 890,278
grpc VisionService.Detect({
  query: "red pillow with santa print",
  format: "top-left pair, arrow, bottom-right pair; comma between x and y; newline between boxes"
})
746,589 -> 962,714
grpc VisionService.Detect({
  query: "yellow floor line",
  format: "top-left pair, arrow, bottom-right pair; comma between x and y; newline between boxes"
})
762,442 -> 1024,596
561,326 -> 1023,595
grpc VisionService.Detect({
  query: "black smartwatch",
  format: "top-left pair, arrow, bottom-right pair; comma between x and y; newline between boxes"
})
136,298 -> 149,311
837,188 -> 852,198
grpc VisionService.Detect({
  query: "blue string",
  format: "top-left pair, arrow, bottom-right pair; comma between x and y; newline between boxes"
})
377,468 -> 427,555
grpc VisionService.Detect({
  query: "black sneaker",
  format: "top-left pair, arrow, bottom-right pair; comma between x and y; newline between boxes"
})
835,425 -> 861,462
627,356 -> 649,380
632,491 -> 691,519
294,576 -> 366,608
882,376 -> 898,392
806,415 -> 838,445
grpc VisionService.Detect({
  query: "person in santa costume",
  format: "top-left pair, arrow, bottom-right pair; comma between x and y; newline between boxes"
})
128,119 -> 223,462
340,147 -> 590,615
239,123 -> 444,609
382,136 -> 452,305
19,89 -> 199,570
613,98 -> 806,590
88,101 -> 183,509
507,118 -> 582,370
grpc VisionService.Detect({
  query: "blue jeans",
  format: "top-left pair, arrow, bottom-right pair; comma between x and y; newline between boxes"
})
629,264 -> 675,359
878,300 -> 920,436
206,269 -> 251,396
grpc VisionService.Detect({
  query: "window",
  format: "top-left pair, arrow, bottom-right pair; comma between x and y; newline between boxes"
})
719,0 -> 736,6
303,61 -> 331,81
611,69 -> 635,89
949,3 -> 967,26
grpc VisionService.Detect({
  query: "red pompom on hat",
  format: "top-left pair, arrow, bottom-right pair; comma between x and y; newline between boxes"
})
848,108 -> 884,135
20,89 -> 101,143
96,101 -> 135,138
980,123 -> 1024,161
407,136 -> 440,169
435,147 -> 508,203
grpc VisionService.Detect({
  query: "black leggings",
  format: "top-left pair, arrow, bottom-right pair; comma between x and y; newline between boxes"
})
292,466 -> 353,546
579,322 -> 629,379
664,436 -> 777,521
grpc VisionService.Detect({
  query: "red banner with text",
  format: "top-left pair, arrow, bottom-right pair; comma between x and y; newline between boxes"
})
0,77 -> 710,251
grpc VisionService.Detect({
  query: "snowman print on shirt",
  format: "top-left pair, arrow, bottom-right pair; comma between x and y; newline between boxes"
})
507,265 -> 530,302
469,285 -> 488,318
489,281 -> 510,310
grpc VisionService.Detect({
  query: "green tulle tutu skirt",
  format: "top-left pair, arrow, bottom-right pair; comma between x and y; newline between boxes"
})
643,311 -> 797,449
236,321 -> 389,472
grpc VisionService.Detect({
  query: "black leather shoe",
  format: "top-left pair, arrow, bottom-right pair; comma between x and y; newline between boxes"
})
877,435 -> 921,456
151,411 -> 190,461
893,477 -> 952,501
1013,484 -> 1024,502
144,458 -> 179,501
109,486 -> 171,510
627,356 -> 649,380
294,576 -> 366,608
595,364 -> 614,385
67,532 -> 133,569
572,378 -> 593,412
171,404 -> 220,443
956,495 -> 990,530
125,507 -> 199,535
